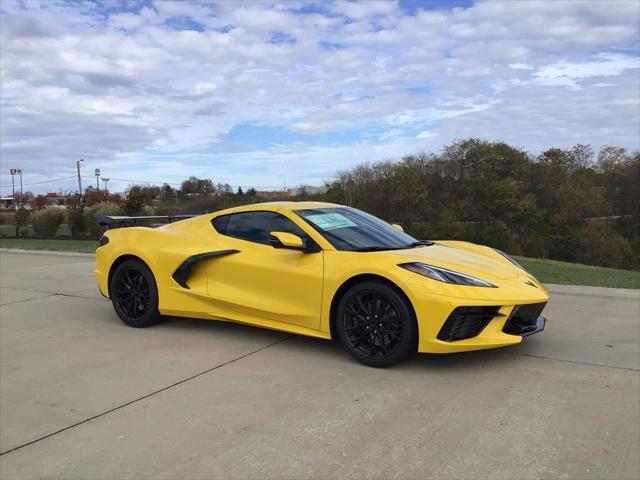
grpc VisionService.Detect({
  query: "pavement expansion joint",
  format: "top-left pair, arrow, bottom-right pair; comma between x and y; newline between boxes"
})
0,286 -> 104,303
506,351 -> 640,372
0,335 -> 291,457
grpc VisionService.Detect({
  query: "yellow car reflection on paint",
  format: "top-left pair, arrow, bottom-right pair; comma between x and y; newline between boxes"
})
95,202 -> 548,367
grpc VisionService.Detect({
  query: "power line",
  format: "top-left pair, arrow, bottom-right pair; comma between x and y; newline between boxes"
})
81,176 -> 181,186
1,173 -> 295,192
0,175 -> 77,189
80,176 -> 286,190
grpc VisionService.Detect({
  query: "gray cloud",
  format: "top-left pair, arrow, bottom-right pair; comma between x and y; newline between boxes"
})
0,0 -> 638,193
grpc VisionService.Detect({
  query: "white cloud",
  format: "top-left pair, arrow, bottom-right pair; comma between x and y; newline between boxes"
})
509,63 -> 534,70
416,130 -> 437,139
531,54 -> 640,89
0,0 -> 639,193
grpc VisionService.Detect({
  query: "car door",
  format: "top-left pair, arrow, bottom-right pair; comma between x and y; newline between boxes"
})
205,210 -> 324,331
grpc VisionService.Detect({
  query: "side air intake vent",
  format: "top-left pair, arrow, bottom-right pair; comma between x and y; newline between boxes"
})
437,306 -> 501,342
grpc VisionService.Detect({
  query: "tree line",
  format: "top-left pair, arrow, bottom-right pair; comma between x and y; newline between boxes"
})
3,138 -> 637,270
158,139 -> 639,269
312,139 -> 639,270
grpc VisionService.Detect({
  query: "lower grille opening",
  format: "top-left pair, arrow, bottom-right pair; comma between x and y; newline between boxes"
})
437,306 -> 501,342
502,302 -> 547,336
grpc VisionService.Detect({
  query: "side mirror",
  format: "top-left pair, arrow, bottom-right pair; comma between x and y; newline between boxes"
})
392,223 -> 404,232
269,231 -> 321,253
270,231 -> 303,249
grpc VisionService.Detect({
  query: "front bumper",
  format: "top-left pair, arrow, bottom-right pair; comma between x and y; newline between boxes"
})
418,304 -> 547,353
406,278 -> 549,354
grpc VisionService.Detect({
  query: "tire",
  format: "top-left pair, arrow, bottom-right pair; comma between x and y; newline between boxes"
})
110,259 -> 163,328
335,280 -> 417,367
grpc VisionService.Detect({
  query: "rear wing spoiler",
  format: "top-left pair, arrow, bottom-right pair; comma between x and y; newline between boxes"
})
97,214 -> 198,228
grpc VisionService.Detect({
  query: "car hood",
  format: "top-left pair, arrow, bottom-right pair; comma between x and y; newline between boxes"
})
385,242 -> 520,281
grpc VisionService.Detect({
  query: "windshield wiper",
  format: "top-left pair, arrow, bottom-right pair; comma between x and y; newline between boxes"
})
406,241 -> 435,248
352,241 -> 434,252
351,246 -> 402,252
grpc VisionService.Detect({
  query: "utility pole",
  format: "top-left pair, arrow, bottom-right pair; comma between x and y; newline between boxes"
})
18,169 -> 23,195
76,159 -> 83,195
94,168 -> 101,190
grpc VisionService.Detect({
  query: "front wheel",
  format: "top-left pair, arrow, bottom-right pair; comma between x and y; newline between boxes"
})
110,259 -> 163,328
336,281 -> 417,367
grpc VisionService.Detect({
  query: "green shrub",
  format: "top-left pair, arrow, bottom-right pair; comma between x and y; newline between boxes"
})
0,212 -> 16,226
575,221 -> 638,269
137,205 -> 156,226
67,209 -> 87,236
15,208 -> 30,236
65,194 -> 86,237
85,202 -> 124,237
32,207 -> 66,236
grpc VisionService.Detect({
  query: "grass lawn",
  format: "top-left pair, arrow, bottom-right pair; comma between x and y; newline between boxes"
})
516,256 -> 640,290
0,238 -> 97,253
0,238 -> 637,289
0,223 -> 72,236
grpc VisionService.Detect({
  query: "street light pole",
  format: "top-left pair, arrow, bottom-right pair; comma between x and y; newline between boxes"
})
76,159 -> 83,195
19,169 -> 23,195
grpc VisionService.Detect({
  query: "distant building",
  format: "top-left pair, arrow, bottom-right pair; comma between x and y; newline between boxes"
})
290,186 -> 328,196
254,186 -> 327,200
0,197 -> 17,209
44,192 -> 66,207
0,193 -> 71,210
255,190 -> 291,200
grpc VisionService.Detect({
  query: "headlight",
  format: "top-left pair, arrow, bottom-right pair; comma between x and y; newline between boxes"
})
399,262 -> 497,288
493,249 -> 527,272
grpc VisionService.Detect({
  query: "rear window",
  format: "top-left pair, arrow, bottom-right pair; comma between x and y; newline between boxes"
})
212,214 -> 230,234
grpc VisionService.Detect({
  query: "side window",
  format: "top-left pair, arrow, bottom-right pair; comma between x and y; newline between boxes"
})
212,214 -> 230,234
214,211 -> 311,246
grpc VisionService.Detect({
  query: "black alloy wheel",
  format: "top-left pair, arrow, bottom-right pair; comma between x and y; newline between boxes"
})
336,281 -> 417,367
110,259 -> 163,328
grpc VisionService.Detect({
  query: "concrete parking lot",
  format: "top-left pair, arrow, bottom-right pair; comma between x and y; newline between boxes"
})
0,250 -> 638,480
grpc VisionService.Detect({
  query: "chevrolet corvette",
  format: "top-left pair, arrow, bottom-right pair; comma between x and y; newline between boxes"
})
95,202 -> 548,367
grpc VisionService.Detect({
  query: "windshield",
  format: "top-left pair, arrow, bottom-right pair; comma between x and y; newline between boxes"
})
296,207 -> 421,251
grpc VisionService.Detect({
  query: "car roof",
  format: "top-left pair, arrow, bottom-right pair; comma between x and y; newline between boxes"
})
216,201 -> 345,215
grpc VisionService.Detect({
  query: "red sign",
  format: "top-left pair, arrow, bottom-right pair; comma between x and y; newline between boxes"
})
10,169 -> 16,175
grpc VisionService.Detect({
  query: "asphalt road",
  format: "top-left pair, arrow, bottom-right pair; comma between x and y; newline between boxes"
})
0,250 -> 638,480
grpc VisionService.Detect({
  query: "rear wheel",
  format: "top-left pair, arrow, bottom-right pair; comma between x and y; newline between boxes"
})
336,281 -> 417,367
110,259 -> 163,328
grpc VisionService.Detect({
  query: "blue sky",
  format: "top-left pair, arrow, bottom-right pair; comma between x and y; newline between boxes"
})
1,0 -> 639,194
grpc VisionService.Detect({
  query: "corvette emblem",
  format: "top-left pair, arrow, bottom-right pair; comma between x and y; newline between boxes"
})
524,280 -> 538,288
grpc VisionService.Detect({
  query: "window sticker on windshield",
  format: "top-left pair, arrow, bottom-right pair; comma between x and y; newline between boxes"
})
306,213 -> 358,231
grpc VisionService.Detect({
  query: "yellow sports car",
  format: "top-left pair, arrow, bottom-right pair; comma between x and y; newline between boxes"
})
95,202 -> 548,367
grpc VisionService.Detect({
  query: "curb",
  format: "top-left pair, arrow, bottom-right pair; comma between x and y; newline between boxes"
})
545,283 -> 639,299
0,248 -> 95,259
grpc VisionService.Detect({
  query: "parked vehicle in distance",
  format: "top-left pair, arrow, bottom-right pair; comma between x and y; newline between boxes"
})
95,202 -> 548,367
